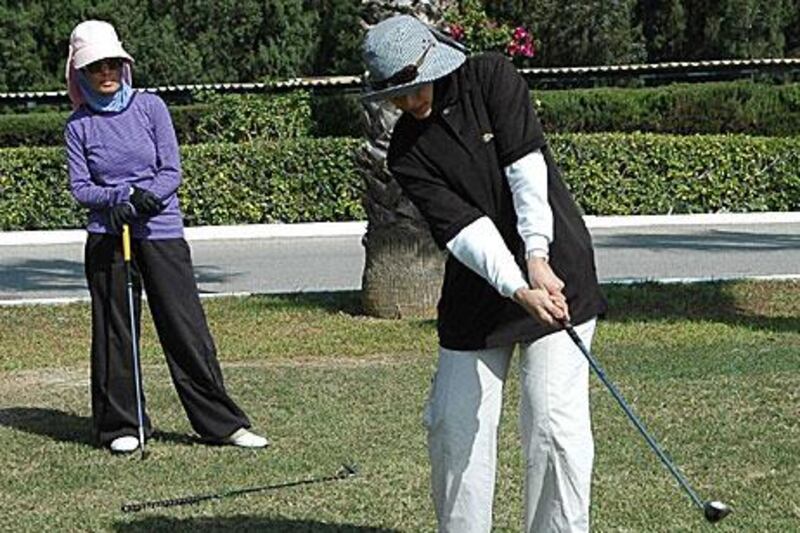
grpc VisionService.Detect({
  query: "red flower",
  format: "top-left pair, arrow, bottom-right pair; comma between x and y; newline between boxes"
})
448,23 -> 465,41
507,25 -> 536,58
519,42 -> 535,57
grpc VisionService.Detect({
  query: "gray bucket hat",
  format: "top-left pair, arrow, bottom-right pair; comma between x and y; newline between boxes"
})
362,15 -> 467,102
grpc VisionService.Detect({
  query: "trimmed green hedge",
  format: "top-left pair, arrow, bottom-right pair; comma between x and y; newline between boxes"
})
0,104 -> 213,147
4,81 -> 800,148
0,138 -> 363,231
0,91 -> 317,148
550,133 -> 800,215
536,82 -> 800,136
1,133 -> 798,231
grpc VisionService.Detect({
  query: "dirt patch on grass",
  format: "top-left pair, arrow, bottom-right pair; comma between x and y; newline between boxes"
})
0,367 -> 89,394
0,353 -> 426,400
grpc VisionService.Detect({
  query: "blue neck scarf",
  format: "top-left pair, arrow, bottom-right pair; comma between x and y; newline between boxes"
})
78,71 -> 133,113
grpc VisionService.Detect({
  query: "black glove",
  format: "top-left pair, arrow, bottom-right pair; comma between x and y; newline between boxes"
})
108,203 -> 135,235
130,187 -> 164,216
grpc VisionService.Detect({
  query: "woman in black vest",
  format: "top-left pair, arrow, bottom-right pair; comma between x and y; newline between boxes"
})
362,16 -> 607,532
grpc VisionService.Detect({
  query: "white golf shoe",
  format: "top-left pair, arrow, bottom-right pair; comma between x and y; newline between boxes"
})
110,436 -> 139,453
223,428 -> 269,448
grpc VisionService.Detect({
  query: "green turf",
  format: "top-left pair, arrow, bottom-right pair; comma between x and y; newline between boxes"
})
1,281 -> 798,531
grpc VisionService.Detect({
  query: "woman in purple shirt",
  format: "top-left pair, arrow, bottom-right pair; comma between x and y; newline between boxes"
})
64,20 -> 267,454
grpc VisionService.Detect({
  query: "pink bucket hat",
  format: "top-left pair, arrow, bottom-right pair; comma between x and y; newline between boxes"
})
65,20 -> 134,109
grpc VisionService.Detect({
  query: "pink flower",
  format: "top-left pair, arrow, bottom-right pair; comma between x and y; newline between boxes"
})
448,23 -> 465,41
507,25 -> 536,58
520,42 -> 535,57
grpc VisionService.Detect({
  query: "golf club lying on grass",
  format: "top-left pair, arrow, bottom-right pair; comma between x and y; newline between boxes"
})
562,321 -> 731,524
122,224 -> 147,460
121,463 -> 359,513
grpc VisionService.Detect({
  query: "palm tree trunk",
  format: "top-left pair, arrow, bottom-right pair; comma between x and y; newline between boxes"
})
359,0 -> 453,318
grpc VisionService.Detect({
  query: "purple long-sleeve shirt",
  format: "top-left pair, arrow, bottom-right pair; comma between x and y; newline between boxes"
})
65,92 -> 184,239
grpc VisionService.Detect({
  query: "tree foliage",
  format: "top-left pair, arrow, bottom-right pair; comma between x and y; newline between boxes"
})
485,0 -> 647,66
0,0 -> 320,91
486,0 -> 798,65
1,0 -> 800,91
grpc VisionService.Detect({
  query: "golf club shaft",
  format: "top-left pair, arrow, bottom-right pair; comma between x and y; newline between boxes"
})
121,466 -> 356,512
563,323 -> 705,511
122,225 -> 146,458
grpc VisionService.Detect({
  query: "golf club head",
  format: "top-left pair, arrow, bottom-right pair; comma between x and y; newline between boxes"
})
704,501 -> 731,523
339,463 -> 359,478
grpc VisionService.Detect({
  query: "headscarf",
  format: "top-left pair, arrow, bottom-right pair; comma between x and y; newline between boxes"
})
65,20 -> 134,111
75,69 -> 133,113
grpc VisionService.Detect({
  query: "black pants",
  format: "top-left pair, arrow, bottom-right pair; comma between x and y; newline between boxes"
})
85,234 -> 250,445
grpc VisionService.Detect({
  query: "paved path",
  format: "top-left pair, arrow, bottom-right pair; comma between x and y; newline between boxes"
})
1,214 -> 798,305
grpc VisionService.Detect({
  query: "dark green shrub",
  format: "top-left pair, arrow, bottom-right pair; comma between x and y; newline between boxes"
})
193,91 -> 313,142
0,104 -> 213,148
0,113 -> 69,147
310,93 -> 364,138
167,104 -> 212,145
535,81 -> 800,135
5,81 -> 800,148
0,92 -> 315,147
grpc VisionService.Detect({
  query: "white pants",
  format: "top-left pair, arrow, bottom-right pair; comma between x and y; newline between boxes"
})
424,319 -> 596,533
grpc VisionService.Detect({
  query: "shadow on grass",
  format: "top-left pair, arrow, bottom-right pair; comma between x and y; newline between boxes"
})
238,281 -> 799,334
0,407 -> 93,446
0,407 -> 196,447
114,516 -> 398,532
603,281 -> 800,333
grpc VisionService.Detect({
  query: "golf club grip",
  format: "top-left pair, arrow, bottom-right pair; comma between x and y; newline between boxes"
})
122,224 -> 131,262
122,493 -> 219,513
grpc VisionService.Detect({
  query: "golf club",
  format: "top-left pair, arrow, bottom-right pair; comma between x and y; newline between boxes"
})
120,463 -> 359,513
562,321 -> 731,523
122,224 -> 147,460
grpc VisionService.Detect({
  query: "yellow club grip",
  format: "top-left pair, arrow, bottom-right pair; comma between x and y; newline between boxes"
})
122,224 -> 131,262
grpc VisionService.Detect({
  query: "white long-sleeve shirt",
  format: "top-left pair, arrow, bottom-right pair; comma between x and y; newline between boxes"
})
446,149 -> 552,297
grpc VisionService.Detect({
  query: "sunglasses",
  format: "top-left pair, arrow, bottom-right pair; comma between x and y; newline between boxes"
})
370,41 -> 434,91
85,58 -> 124,74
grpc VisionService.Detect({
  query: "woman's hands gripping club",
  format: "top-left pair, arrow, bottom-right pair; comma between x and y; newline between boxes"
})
513,256 -> 570,327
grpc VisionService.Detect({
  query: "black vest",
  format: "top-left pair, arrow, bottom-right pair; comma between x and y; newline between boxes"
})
389,53 -> 607,349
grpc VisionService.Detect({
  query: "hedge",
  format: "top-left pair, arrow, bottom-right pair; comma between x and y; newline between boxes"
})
536,81 -> 800,136
0,138 -> 363,231
0,104 -> 212,148
1,133 -> 798,231
551,133 -> 800,215
4,81 -> 800,148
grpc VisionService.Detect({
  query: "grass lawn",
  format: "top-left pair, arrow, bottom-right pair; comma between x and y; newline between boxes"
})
1,281 -> 798,531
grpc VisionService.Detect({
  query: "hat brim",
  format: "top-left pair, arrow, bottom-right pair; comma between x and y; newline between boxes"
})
361,44 -> 466,102
73,46 -> 134,69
